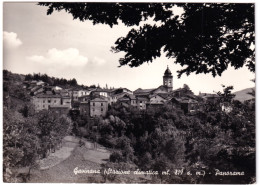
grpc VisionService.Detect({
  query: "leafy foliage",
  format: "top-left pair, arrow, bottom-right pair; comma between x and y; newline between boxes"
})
25,73 -> 78,87
3,73 -> 73,182
96,97 -> 255,183
38,3 -> 255,77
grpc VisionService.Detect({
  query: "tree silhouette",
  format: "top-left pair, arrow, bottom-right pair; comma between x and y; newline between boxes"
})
216,85 -> 236,103
38,3 -> 254,77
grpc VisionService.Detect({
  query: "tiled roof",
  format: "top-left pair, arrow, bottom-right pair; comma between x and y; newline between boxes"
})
79,95 -> 91,98
90,98 -> 107,102
112,92 -> 128,98
150,93 -> 168,99
134,88 -> 155,94
35,93 -> 61,98
127,94 -> 136,99
137,97 -> 149,101
94,88 -> 109,92
118,97 -> 130,101
164,66 -> 172,76
49,105 -> 70,108
31,86 -> 42,92
147,102 -> 164,105
172,97 -> 198,104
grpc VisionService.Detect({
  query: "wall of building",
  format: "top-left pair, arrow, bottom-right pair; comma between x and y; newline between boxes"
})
136,99 -> 147,110
90,101 -> 108,117
163,74 -> 173,92
79,103 -> 90,116
33,97 -> 61,110
62,97 -> 72,108
131,99 -> 137,106
150,95 -> 166,103
78,90 -> 91,97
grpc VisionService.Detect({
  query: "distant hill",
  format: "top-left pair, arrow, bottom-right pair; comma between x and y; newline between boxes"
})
233,87 -> 255,102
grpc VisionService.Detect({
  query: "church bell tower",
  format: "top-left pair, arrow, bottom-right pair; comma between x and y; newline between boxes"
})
163,65 -> 173,92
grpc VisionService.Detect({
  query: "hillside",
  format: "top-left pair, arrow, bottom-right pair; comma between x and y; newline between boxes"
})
234,87 -> 255,102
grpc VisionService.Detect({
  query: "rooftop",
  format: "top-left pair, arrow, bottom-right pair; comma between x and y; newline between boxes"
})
35,93 -> 61,98
164,65 -> 172,76
90,97 -> 107,102
134,88 -> 155,94
49,105 -> 70,108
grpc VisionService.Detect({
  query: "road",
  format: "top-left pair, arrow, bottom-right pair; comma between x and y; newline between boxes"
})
29,136 -> 110,183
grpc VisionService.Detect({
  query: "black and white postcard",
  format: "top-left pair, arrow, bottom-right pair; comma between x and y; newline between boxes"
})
2,2 -> 256,184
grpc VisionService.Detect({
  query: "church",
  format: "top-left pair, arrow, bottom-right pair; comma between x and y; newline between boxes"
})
133,66 -> 173,96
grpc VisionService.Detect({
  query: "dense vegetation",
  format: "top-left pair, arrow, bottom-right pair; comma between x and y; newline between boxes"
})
95,99 -> 255,183
24,73 -> 78,87
3,71 -> 73,182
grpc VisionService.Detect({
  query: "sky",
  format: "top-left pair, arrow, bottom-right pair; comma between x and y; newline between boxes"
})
3,2 -> 256,95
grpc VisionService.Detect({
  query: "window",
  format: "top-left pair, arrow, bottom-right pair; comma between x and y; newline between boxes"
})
101,103 -> 103,106
43,100 -> 45,103
48,100 -> 51,103
140,101 -> 142,103
54,100 -> 56,103
93,108 -> 95,111
93,103 -> 95,106
43,105 -> 45,108
101,108 -> 103,111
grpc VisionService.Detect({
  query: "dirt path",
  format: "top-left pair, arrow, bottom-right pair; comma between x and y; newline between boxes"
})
29,136 -> 110,183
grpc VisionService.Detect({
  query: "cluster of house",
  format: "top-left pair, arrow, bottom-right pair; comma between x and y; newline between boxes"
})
27,66 -> 228,117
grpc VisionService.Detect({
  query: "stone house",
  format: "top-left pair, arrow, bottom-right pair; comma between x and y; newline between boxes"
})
111,88 -> 133,95
90,98 -> 108,117
32,91 -> 72,111
117,94 -> 137,107
170,97 -> 199,114
78,95 -> 91,102
61,96 -> 72,108
32,92 -> 62,111
91,88 -> 109,98
136,96 -> 149,110
149,94 -> 167,103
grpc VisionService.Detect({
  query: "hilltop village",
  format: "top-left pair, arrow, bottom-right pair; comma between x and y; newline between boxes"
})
3,67 -> 255,184
21,66 -> 225,117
